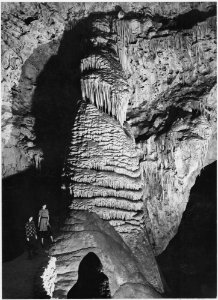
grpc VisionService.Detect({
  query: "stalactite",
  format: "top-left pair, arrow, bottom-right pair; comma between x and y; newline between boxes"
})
148,20 -> 214,60
115,19 -> 136,73
80,60 -> 129,126
81,76 -> 117,117
80,55 -> 104,72
79,18 -> 131,126
34,152 -> 43,170
140,132 -> 179,204
81,74 -> 128,125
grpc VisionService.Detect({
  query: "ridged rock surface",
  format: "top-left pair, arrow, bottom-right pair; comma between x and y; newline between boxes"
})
2,2 -> 216,179
1,2 -> 217,297
139,110 -> 216,254
45,210 -> 161,298
61,101 -> 163,294
120,4 -> 217,254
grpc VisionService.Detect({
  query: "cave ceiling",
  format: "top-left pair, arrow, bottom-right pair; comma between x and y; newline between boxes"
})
1,2 -> 217,298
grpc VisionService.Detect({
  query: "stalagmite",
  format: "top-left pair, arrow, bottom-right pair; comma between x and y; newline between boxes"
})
2,3 -> 216,299
55,100 -> 166,294
63,102 -> 144,226
61,102 -> 154,254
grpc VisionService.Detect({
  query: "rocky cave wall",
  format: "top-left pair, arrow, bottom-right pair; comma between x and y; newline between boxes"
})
157,161 -> 217,298
2,2 -> 217,298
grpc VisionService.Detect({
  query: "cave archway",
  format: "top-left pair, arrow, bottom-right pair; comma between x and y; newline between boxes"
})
67,252 -> 111,299
157,161 -> 217,298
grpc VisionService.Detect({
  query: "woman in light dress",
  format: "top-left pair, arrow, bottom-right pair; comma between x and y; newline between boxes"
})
38,204 -> 53,246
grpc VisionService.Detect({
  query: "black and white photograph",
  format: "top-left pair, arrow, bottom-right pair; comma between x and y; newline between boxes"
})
1,2 -> 217,298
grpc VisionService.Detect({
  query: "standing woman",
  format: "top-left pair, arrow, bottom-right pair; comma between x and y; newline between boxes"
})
25,216 -> 38,259
38,204 -> 53,246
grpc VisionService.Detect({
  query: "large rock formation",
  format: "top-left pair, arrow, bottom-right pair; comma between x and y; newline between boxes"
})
60,101 -> 163,294
157,161 -> 217,298
2,2 -> 217,298
45,210 -> 161,298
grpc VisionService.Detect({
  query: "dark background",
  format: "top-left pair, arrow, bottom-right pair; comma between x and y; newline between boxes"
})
2,167 -> 64,261
158,161 -> 217,298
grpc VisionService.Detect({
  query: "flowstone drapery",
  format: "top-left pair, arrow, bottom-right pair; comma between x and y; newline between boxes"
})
48,102 -> 163,297
1,2 -> 216,298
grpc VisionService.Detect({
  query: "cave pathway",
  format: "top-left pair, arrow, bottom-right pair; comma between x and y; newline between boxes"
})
2,249 -> 48,299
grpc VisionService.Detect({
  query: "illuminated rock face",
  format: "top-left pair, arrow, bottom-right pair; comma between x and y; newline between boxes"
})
60,101 -> 163,295
1,2 -> 217,298
47,211 -> 162,298
69,3 -> 217,257
122,11 -> 217,253
140,113 -> 215,254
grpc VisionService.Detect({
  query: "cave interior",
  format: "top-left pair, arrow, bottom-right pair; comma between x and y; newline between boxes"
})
2,2 -> 217,299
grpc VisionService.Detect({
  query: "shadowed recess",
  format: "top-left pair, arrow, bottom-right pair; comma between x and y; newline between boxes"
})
67,252 -> 111,299
157,161 -> 217,298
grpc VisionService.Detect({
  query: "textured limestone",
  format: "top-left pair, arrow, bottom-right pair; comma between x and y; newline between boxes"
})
44,210 -> 161,298
140,113 -> 214,254
113,282 -> 162,299
80,16 -> 130,126
2,3 -> 216,178
62,101 -> 163,293
1,2 -> 217,293
76,3 -> 216,255
108,3 -> 216,254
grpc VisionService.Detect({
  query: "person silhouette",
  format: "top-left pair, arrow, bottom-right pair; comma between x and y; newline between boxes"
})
38,204 -> 53,246
25,216 -> 38,259
67,252 -> 111,299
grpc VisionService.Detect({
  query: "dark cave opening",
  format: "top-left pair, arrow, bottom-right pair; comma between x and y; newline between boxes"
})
158,5 -> 216,31
157,161 -> 217,298
169,6 -> 216,31
67,252 -> 111,299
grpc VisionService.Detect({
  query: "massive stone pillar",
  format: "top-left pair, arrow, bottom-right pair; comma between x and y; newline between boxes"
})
44,102 -> 163,298
1,3 -> 216,298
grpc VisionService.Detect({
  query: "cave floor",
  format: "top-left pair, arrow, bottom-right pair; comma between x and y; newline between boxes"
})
2,247 -> 48,299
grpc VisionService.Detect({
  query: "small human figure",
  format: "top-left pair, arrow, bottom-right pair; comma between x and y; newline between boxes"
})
38,204 -> 53,246
25,216 -> 38,259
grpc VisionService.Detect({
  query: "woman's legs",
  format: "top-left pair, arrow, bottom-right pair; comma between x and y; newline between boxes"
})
40,230 -> 54,246
27,241 -> 33,259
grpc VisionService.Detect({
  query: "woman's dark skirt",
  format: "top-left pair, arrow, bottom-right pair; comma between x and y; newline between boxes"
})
39,226 -> 53,238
